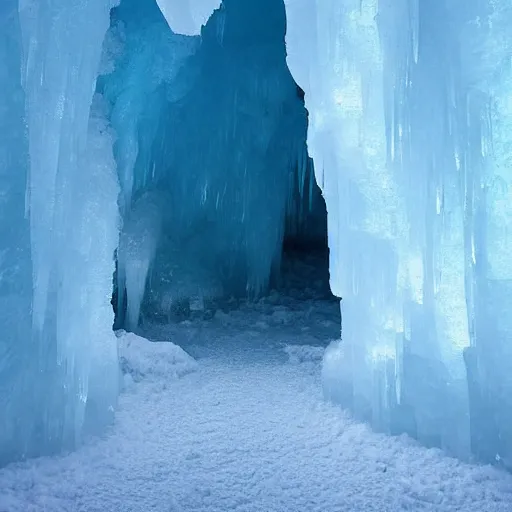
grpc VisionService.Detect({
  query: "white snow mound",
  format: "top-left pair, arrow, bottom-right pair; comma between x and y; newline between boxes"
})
116,330 -> 198,382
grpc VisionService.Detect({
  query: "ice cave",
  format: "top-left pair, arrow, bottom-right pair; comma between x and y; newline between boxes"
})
1,0 -> 512,511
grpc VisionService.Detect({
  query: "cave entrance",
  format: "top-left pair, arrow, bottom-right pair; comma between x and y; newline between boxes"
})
106,0 -> 339,331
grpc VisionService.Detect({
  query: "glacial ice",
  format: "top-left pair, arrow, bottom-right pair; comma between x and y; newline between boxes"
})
1,0 -> 119,465
285,0 -> 512,465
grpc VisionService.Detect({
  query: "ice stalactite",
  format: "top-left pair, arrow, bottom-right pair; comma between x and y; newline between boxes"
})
156,0 -> 221,36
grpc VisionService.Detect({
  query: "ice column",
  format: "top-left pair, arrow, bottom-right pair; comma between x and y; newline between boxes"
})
285,0 -> 512,464
285,0 -> 409,434
0,1 -> 33,465
386,0 -> 470,455
460,1 -> 512,466
18,0 -> 120,455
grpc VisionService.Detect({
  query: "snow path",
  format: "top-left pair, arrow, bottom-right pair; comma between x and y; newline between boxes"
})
1,262 -> 512,511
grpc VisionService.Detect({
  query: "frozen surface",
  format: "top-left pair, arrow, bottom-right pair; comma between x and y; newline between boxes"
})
1,0 -> 510,481
284,0 -> 512,465
1,268 -> 511,512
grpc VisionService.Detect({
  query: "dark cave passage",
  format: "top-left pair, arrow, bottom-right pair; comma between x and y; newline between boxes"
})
106,0 -> 337,331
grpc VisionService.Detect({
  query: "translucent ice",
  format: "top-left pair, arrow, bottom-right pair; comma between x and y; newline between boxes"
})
285,0 -> 512,465
117,190 -> 168,330
0,1 -> 32,466
1,0 -> 120,465
2,0 -> 510,471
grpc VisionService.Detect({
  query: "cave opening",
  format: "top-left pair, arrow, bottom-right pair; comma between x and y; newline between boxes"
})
105,0 -> 338,332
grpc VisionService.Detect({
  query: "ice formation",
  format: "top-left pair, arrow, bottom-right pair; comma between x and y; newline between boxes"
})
103,0 -> 309,328
1,0 -> 511,472
117,190 -> 168,331
0,1 -> 32,465
1,0 -> 120,466
285,0 -> 512,466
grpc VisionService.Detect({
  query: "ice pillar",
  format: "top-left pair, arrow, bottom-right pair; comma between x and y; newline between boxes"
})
284,0 -> 512,463
1,0 -> 120,464
460,0 -> 512,466
0,1 -> 33,465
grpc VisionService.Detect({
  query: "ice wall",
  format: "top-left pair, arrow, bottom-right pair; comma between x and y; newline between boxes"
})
284,0 -> 512,466
460,0 -> 512,466
0,0 -> 120,466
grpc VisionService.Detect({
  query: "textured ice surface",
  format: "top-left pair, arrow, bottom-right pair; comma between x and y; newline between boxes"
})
1,0 -> 120,465
99,0 -> 199,213
284,0 -> 512,465
162,1 -> 307,298
1,288 -> 511,512
2,0 -> 511,474
0,1 -> 32,466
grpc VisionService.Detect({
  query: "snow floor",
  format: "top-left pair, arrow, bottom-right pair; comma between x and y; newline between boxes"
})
1,253 -> 512,512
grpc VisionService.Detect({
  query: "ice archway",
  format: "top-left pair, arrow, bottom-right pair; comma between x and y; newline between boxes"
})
0,0 -> 511,471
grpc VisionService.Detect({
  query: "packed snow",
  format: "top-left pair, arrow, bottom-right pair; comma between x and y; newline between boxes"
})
1,255 -> 511,512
